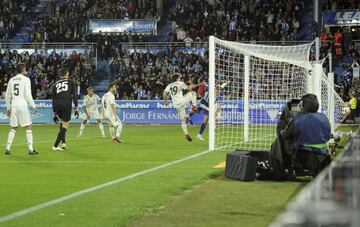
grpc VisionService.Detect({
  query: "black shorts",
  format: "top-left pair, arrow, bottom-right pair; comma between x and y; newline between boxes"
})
53,102 -> 72,122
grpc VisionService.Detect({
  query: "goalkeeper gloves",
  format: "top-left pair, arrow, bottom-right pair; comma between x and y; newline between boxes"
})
53,114 -> 60,124
33,108 -> 38,115
164,100 -> 170,106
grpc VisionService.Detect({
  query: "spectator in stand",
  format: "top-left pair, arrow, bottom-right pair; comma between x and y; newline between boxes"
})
323,0 -> 360,10
0,49 -> 94,99
0,0 -> 37,41
171,0 -> 305,42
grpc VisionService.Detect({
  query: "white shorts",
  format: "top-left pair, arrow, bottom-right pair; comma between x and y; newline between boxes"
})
174,92 -> 194,120
82,111 -> 101,121
104,114 -> 122,127
9,107 -> 32,128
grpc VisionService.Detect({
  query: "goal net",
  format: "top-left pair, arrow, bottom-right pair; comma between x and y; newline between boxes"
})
208,36 -> 347,152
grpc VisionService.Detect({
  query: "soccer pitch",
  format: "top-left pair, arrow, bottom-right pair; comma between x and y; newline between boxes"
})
0,124 -> 227,226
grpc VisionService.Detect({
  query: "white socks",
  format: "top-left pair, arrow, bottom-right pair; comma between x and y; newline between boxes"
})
26,130 -> 33,151
6,129 -> 16,150
116,124 -> 123,138
98,123 -> 105,136
79,123 -> 85,136
109,127 -> 115,139
80,122 -> 105,137
181,123 -> 188,134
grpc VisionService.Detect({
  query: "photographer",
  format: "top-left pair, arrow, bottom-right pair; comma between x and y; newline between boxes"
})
282,94 -> 331,176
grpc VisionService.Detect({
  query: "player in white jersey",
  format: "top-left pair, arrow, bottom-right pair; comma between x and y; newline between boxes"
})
5,64 -> 38,155
163,73 -> 201,142
77,87 -> 105,137
101,83 -> 123,143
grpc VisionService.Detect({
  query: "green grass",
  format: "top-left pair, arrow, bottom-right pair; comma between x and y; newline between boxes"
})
0,124 -> 225,226
0,124 -> 353,227
130,176 -> 305,227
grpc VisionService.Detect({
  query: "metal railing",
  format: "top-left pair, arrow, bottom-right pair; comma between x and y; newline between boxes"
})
119,40 -> 312,50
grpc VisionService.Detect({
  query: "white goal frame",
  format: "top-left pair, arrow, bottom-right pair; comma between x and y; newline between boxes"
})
208,36 -> 340,151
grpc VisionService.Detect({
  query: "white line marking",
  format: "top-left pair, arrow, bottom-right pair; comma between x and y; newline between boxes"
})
0,160 -> 165,164
0,149 -> 211,223
0,136 -> 99,147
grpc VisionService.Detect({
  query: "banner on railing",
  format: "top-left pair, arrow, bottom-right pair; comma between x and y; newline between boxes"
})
89,20 -> 157,34
323,10 -> 360,26
0,100 -> 287,125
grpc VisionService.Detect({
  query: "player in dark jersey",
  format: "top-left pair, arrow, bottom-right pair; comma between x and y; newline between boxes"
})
52,68 -> 79,151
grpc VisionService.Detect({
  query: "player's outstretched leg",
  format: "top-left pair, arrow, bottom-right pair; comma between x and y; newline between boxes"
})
97,120 -> 105,137
5,128 -> 16,155
78,120 -> 87,137
187,110 -> 195,126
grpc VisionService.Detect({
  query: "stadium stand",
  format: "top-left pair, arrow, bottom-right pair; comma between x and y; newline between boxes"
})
0,48 -> 94,99
109,47 -> 207,100
0,0 -> 38,42
323,0 -> 360,10
170,0 -> 305,42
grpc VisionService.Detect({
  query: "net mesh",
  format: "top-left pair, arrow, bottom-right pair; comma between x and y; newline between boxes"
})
211,38 -> 347,151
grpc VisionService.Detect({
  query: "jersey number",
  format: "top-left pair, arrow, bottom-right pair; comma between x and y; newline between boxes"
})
104,100 -> 107,109
170,86 -> 178,96
13,84 -> 19,96
56,81 -> 68,94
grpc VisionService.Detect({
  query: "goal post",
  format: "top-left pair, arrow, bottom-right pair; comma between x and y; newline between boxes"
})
208,36 -> 347,152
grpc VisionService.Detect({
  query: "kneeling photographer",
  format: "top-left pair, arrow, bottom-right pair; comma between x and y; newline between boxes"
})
281,94 -> 332,177
259,94 -> 332,180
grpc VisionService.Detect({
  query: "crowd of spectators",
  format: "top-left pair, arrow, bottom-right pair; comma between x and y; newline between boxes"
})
27,0 -> 161,43
0,49 -> 93,99
323,0 -> 360,10
0,0 -> 38,42
319,25 -> 360,105
109,48 -> 207,100
23,0 -> 161,61
170,0 -> 305,42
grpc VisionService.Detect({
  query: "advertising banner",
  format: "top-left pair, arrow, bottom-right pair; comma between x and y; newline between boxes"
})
323,10 -> 360,26
89,20 -> 157,34
0,100 -> 286,125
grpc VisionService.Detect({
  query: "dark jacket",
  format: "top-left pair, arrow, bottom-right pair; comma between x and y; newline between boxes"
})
293,112 -> 331,154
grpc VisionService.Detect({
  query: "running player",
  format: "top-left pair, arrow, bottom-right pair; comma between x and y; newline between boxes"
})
77,87 -> 105,137
5,63 -> 38,155
163,73 -> 201,142
52,68 -> 79,151
101,83 -> 123,143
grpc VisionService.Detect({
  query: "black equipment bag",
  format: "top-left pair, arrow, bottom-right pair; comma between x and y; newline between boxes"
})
225,152 -> 258,181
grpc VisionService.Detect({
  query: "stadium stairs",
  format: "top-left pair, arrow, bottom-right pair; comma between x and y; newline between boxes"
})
157,0 -> 178,41
91,60 -> 111,96
8,1 -> 48,43
298,0 -> 314,41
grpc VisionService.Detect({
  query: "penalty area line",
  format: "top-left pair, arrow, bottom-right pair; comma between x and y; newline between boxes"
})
0,149 -> 211,223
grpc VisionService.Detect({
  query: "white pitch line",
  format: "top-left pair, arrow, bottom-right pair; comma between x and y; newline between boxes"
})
0,136 -> 99,147
0,160 -> 165,164
0,149 -> 211,223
